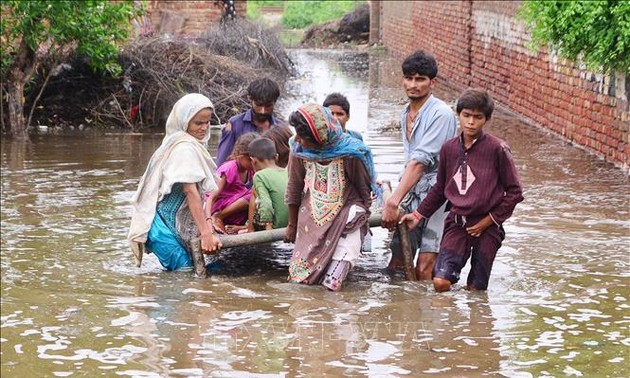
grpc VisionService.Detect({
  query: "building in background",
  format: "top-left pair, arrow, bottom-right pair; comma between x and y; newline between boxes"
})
139,0 -> 247,37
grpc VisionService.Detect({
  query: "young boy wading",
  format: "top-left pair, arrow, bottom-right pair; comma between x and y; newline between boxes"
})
400,89 -> 524,291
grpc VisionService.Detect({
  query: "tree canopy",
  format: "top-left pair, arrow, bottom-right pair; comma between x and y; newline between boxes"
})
1,0 -> 140,76
519,0 -> 630,74
1,0 -> 141,138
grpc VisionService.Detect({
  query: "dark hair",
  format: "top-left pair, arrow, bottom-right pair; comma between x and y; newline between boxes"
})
248,137 -> 277,160
289,111 -> 318,145
263,125 -> 293,168
323,92 -> 350,116
402,50 -> 438,79
456,88 -> 495,119
247,78 -> 280,104
229,132 -> 258,159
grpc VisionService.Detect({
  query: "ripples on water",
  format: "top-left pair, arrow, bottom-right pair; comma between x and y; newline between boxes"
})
1,49 -> 628,377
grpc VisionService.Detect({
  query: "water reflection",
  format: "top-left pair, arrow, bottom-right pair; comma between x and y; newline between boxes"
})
1,49 -> 628,377
279,50 -> 372,137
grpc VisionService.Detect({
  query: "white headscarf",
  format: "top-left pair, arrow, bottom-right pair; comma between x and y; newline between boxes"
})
164,93 -> 214,143
128,93 -> 218,259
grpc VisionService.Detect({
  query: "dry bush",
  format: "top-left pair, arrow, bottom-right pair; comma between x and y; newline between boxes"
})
202,19 -> 293,73
19,19 -> 293,132
93,19 -> 294,131
93,37 -> 264,130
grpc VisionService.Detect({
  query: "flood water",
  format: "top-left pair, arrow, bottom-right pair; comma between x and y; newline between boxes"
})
1,49 -> 629,377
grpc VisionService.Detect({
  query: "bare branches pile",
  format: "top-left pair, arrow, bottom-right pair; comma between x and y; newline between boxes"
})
24,19 -> 293,132
94,38 -> 264,130
203,19 -> 293,73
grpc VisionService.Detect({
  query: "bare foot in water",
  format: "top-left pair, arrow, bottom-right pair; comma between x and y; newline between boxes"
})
225,224 -> 247,235
212,217 -> 226,234
386,257 -> 405,273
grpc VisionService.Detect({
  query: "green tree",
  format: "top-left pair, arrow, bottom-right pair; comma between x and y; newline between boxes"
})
1,0 -> 141,139
519,0 -> 630,74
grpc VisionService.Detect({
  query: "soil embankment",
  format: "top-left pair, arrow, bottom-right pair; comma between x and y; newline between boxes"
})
299,4 -> 370,48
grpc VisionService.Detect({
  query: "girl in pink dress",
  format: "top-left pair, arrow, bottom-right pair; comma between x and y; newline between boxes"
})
205,132 -> 257,234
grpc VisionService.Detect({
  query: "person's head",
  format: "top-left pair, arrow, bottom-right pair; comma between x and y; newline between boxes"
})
248,78 -> 280,124
248,137 -> 277,171
401,50 -> 438,101
262,125 -> 293,168
402,50 -> 438,78
164,93 -> 214,141
289,103 -> 340,150
456,88 -> 494,139
323,92 -> 350,130
229,132 -> 258,170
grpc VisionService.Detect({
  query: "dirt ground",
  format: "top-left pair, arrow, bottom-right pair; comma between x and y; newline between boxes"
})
299,4 -> 370,48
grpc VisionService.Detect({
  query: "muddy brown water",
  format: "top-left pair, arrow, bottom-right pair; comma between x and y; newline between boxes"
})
1,49 -> 628,377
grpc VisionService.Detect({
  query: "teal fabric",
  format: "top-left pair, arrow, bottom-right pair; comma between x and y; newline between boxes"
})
146,184 -> 193,270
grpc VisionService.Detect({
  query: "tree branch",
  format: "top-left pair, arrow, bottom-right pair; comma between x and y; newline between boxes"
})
26,64 -> 56,129
111,94 -> 134,129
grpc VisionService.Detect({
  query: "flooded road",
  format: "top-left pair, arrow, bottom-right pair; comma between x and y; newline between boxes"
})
1,49 -> 628,377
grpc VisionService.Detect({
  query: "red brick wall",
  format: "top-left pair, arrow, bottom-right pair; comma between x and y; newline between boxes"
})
381,1 -> 471,87
145,0 -> 247,37
379,0 -> 629,171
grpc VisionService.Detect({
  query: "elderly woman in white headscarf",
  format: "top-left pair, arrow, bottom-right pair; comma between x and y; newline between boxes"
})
128,93 -> 222,273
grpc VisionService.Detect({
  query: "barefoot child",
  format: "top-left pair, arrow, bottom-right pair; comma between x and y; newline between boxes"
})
400,89 -> 524,291
205,132 -> 258,234
241,137 -> 289,233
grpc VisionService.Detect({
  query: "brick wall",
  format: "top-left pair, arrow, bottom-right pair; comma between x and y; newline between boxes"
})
378,0 -> 629,171
145,0 -> 247,37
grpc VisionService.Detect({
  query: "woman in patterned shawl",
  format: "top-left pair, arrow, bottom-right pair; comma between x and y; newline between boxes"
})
128,93 -> 222,272
284,103 -> 376,291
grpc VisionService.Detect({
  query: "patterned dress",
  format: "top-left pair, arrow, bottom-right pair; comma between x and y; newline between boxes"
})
285,155 -> 372,284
